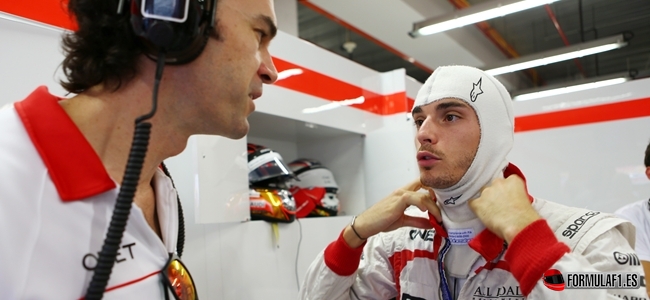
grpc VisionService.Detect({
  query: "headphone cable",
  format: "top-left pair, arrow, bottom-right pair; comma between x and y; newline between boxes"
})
84,52 -> 166,300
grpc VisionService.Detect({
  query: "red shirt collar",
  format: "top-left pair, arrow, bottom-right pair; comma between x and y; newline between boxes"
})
428,163 -> 533,261
14,86 -> 116,201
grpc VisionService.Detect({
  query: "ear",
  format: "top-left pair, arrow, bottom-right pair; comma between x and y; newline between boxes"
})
645,166 -> 650,180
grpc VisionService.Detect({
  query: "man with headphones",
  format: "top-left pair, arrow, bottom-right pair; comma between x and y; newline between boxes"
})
0,0 -> 277,298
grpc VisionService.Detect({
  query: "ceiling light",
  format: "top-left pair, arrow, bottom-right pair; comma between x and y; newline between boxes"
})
410,0 -> 559,37
512,72 -> 631,101
484,34 -> 627,76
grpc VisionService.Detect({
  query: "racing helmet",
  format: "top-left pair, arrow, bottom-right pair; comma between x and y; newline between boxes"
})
249,188 -> 296,223
247,143 -> 294,186
247,143 -> 297,222
288,159 -> 340,217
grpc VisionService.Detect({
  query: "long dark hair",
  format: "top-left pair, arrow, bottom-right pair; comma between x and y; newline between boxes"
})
60,0 -> 142,93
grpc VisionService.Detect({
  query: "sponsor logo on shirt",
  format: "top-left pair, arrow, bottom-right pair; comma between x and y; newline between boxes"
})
562,211 -> 600,239
82,242 -> 137,270
613,296 -> 647,300
472,286 -> 524,299
409,229 -> 434,242
614,251 -> 641,266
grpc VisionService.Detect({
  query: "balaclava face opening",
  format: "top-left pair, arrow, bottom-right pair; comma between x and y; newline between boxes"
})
412,65 -> 515,223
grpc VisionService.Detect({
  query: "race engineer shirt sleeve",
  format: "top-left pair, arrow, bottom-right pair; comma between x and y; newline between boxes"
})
299,229 -> 399,300
505,219 -> 648,299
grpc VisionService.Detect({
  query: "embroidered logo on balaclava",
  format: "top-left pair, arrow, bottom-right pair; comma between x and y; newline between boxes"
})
443,195 -> 462,205
470,77 -> 483,102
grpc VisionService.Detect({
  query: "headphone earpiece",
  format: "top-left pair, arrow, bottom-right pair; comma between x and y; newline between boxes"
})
128,0 -> 216,64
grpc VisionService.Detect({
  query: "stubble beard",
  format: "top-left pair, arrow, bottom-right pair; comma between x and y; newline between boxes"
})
420,152 -> 475,189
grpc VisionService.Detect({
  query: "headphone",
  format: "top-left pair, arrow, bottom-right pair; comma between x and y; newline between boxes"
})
120,0 -> 217,64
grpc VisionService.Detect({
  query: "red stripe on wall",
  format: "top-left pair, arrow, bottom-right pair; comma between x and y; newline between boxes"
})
0,0 -> 75,30
514,97 -> 650,132
273,57 -> 408,115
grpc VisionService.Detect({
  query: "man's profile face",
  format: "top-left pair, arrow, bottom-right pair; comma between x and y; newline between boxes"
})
412,98 -> 480,189
169,0 -> 278,139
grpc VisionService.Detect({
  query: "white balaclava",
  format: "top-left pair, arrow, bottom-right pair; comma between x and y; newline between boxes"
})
413,66 -> 514,276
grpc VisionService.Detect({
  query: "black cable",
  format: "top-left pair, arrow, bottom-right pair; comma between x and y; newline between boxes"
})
294,218 -> 303,291
84,52 -> 166,300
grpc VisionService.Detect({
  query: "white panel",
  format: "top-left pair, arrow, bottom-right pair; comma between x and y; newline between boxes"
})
194,135 -> 250,223
361,68 -> 406,95
363,114 -> 419,208
0,15 -> 67,107
510,117 -> 650,213
217,216 -> 352,299
406,75 -> 423,100
164,146 -> 225,300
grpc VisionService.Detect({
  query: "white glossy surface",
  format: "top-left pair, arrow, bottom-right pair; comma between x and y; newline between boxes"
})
192,135 -> 250,224
364,113 -> 419,207
510,77 -> 650,213
0,15 -> 67,106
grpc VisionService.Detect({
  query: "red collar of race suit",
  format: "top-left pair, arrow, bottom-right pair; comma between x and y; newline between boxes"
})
428,162 -> 533,261
14,86 -> 116,201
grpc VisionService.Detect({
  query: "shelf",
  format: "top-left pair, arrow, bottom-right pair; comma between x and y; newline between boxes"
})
247,111 -> 367,216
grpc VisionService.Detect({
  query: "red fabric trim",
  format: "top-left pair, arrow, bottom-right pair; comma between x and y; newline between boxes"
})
514,97 -> 650,132
14,86 -> 115,201
388,245 -> 441,300
504,219 -> 570,296
468,163 -> 534,260
323,229 -> 366,276
78,270 -> 160,299
468,230 -> 504,262
428,213 -> 448,238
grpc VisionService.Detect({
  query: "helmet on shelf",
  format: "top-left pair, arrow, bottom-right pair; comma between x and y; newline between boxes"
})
247,143 -> 294,187
288,158 -> 340,217
247,143 -> 297,222
249,188 -> 296,223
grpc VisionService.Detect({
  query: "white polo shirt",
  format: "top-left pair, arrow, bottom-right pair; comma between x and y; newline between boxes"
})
615,199 -> 650,261
0,86 -> 179,299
